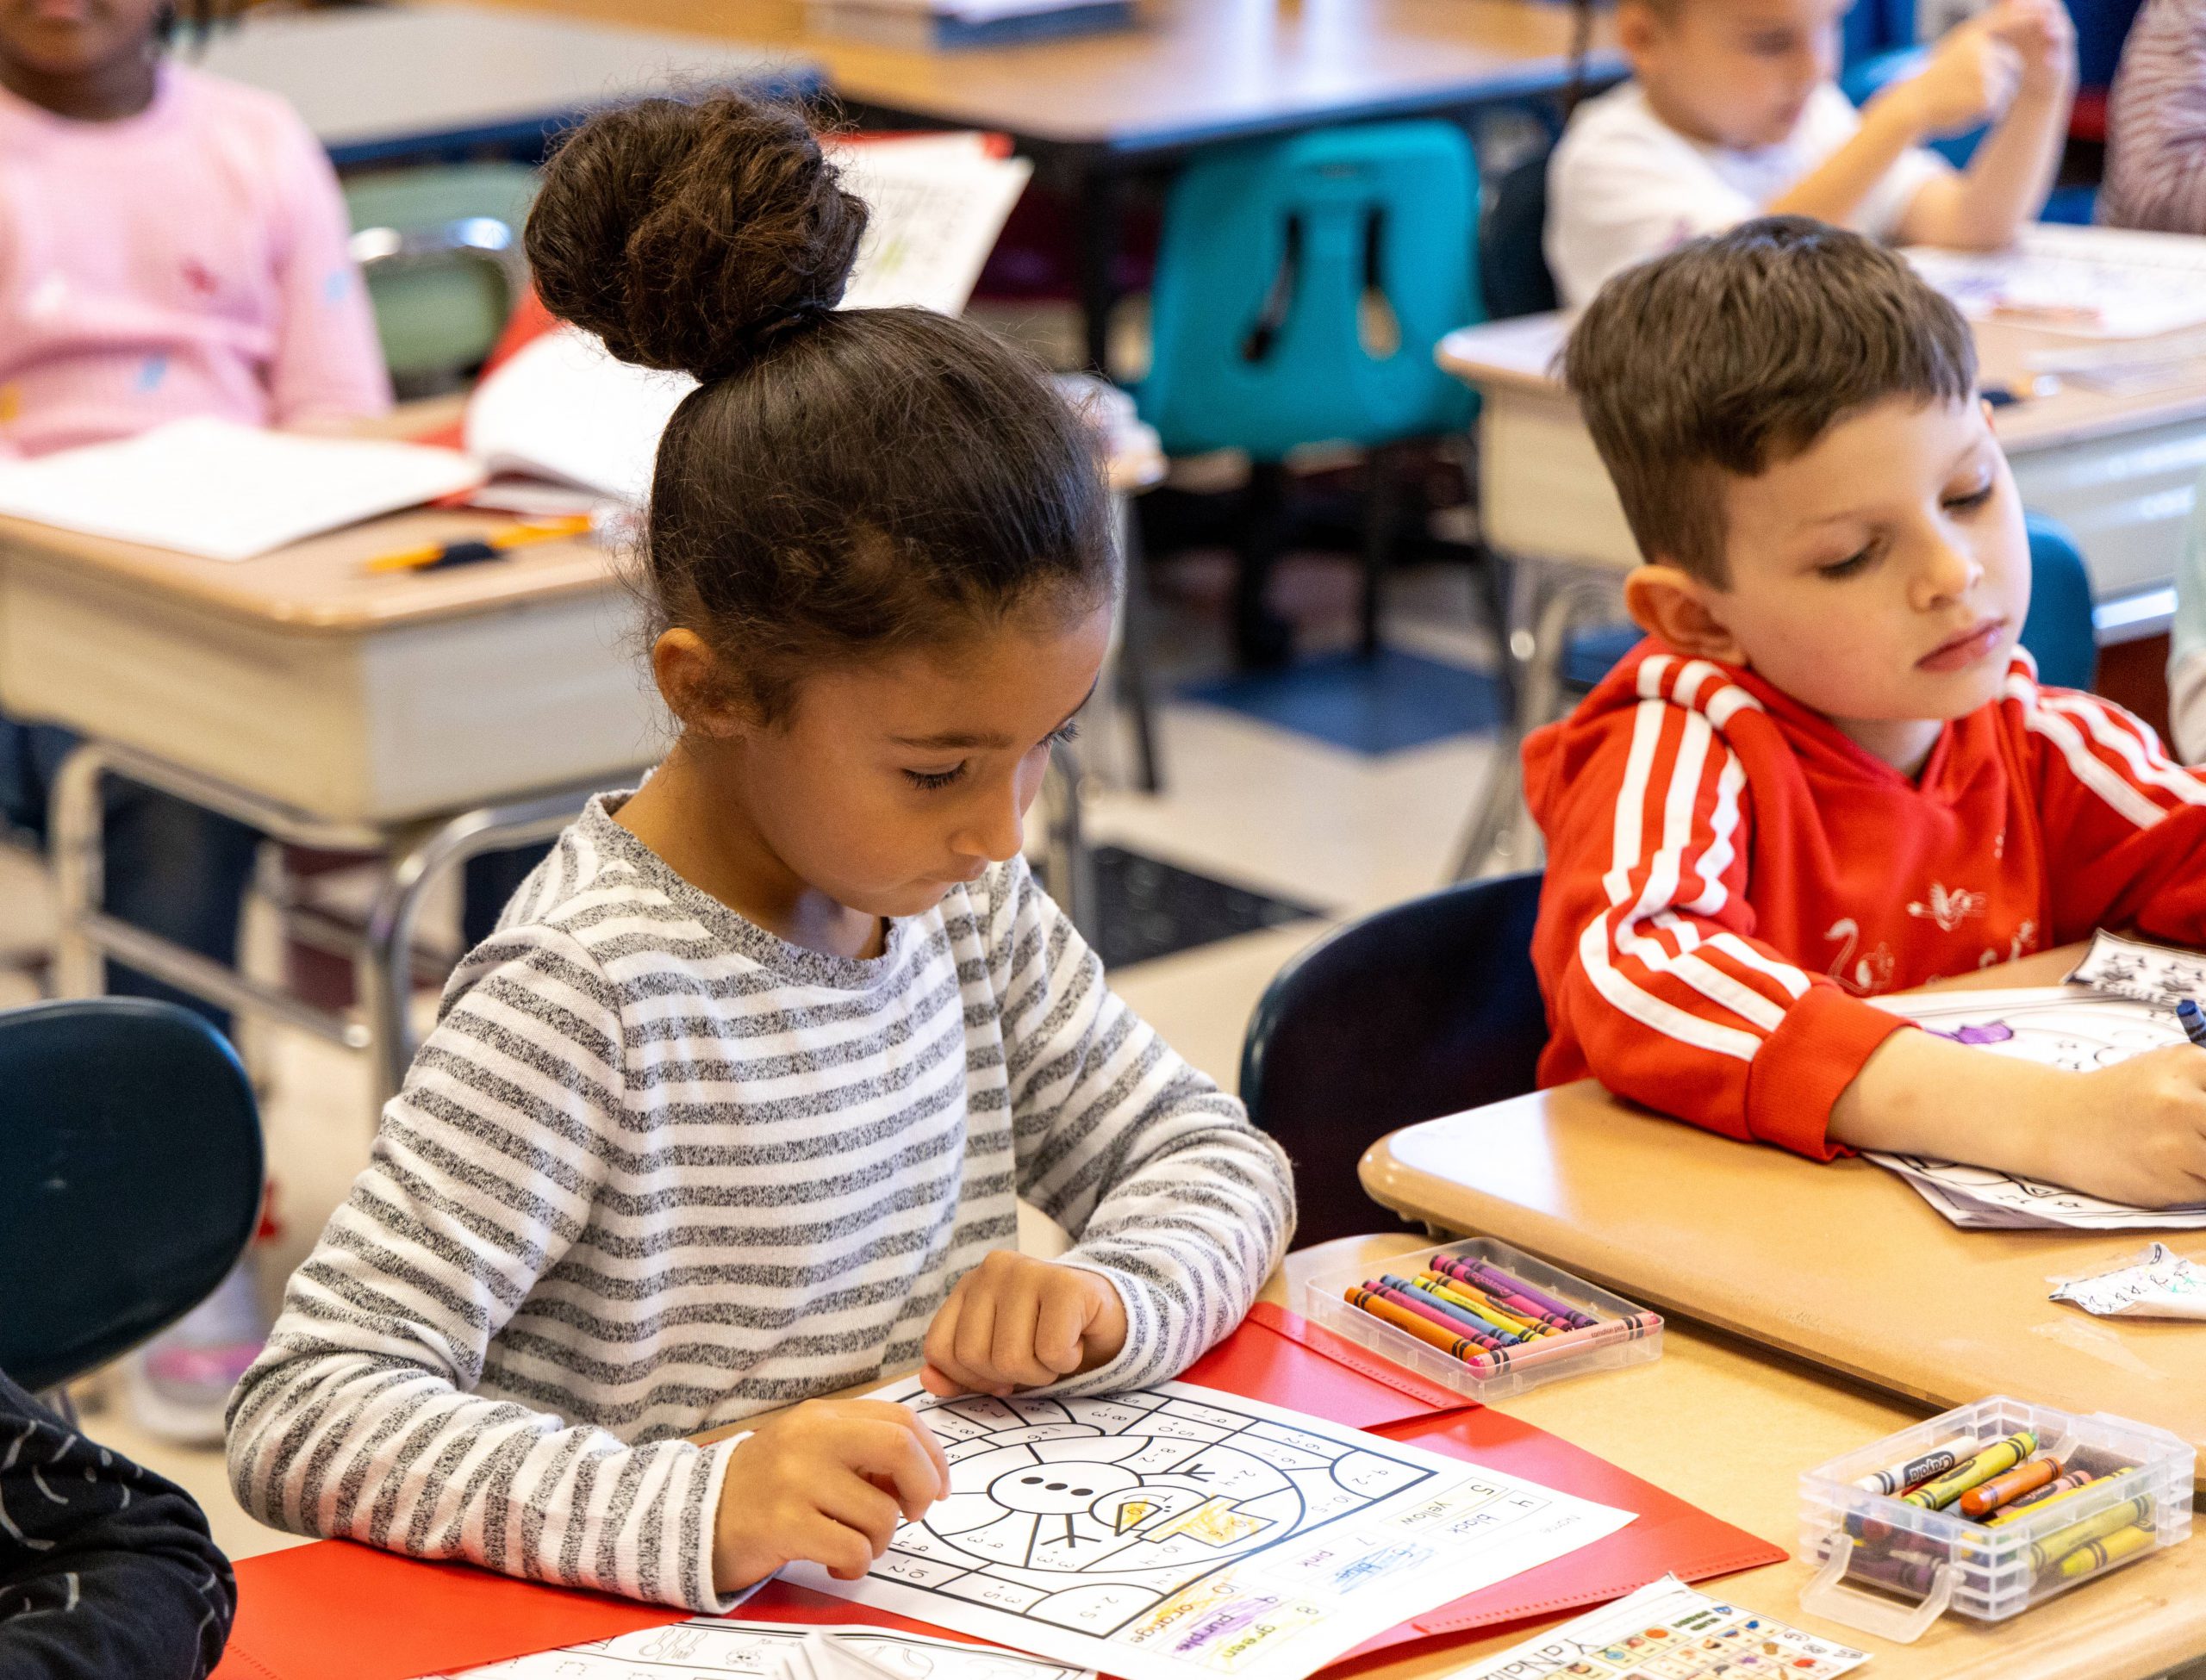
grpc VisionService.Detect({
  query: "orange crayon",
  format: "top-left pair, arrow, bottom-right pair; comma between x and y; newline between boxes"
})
1960,1457 -> 2057,1518
1343,1287 -> 1493,1366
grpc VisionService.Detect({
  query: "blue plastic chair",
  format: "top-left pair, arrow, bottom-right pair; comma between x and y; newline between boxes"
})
1240,872 -> 1547,1246
1139,121 -> 1482,663
2021,510 -> 2097,689
0,999 -> 265,1393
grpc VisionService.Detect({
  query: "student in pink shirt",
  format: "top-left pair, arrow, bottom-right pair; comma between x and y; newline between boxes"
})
0,0 -> 390,453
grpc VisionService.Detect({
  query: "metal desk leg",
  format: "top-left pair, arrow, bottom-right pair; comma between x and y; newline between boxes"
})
48,741 -> 108,1002
361,787 -> 626,1104
1077,167 -> 1122,377
1039,748 -> 1097,949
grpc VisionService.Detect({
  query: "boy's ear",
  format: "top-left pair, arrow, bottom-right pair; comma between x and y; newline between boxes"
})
1616,0 -> 1667,65
651,628 -> 755,738
1624,563 -> 1750,667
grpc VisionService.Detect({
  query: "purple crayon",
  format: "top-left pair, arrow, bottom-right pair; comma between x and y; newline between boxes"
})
1363,1282 -> 1519,1356
1382,1275 -> 1532,1345
1435,1256 -> 1600,1329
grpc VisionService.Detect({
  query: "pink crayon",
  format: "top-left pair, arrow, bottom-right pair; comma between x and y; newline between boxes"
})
1433,1256 -> 1600,1329
1364,1281 -> 1519,1354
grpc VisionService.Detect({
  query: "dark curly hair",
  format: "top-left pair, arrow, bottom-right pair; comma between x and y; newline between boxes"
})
525,90 -> 1115,723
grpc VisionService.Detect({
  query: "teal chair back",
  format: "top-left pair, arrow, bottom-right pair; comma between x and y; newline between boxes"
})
1138,121 -> 1481,461
345,163 -> 540,396
2021,510 -> 2097,690
0,999 -> 264,1392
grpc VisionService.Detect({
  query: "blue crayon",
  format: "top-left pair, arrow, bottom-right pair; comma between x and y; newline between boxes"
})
2178,999 -> 2206,1048
1381,1275 -> 1530,1346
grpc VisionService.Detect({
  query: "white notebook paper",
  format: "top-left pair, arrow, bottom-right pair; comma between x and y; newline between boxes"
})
0,418 -> 483,562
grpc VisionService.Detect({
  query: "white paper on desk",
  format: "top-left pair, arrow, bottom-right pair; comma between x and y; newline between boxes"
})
1906,224 -> 2206,339
784,1377 -> 1632,1680
2066,928 -> 2206,1011
1865,986 -> 2206,1230
833,136 -> 1031,315
438,1618 -> 1096,1680
0,417 -> 483,561
1446,1574 -> 1870,1680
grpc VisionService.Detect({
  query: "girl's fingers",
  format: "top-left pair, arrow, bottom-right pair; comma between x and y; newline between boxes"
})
1033,1277 -> 1093,1375
952,1287 -> 1008,1394
989,1270 -> 1054,1386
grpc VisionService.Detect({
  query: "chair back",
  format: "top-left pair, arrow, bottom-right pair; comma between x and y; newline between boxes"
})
2021,510 -> 2097,691
345,163 -> 540,396
1240,872 -> 1548,1246
1138,122 -> 1480,460
0,999 -> 264,1392
1479,148 -> 1560,320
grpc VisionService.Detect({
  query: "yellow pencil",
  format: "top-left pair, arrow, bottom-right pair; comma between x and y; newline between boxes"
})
365,514 -> 594,575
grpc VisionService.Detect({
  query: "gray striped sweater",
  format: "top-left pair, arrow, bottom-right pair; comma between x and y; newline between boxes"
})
226,795 -> 1293,1613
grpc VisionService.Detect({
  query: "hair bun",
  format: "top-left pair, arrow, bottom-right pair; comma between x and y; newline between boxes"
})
525,90 -> 867,382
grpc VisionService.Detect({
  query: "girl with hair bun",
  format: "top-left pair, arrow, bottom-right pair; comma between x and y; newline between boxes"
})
229,91 -> 1294,1613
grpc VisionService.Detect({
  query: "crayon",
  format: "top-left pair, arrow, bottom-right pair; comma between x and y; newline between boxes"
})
1420,1268 -> 1573,1335
1402,1279 -> 1538,1345
2047,1521 -> 2156,1580
1343,1287 -> 1492,1365
1960,1456 -> 2058,1518
1852,1436 -> 1978,1497
1380,1276 -> 1530,1345
1461,1311 -> 1660,1372
2028,1495 -> 2154,1572
1412,1274 -> 1550,1338
1985,1472 -> 2099,1525
1363,1282 -> 1517,1353
1902,1431 -> 2037,1510
2179,998 -> 2206,1049
1836,1544 -> 1944,1598
1434,1256 -> 1600,1328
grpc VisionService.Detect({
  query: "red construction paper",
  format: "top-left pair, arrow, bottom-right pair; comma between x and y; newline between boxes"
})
214,1304 -> 1781,1680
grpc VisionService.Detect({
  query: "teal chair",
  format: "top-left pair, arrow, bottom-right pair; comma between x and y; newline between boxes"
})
1138,121 -> 1482,664
0,999 -> 263,1394
345,163 -> 539,397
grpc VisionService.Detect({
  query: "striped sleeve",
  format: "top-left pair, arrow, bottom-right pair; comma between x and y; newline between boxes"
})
2101,0 -> 2206,234
2007,673 -> 2206,943
1545,659 -> 1907,1158
983,861 -> 1295,1391
223,926 -> 739,1613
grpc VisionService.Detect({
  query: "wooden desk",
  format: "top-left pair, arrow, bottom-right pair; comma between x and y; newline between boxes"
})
471,0 -> 1622,369
1357,951 -> 2206,1498
1290,1236 -> 2206,1680
202,3 -> 813,167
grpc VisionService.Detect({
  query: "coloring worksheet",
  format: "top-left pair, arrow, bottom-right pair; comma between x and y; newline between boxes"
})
2066,930 -> 2206,1012
786,1378 -> 1634,1680
1449,1575 -> 1870,1680
1867,986 -> 2206,1229
440,1620 -> 1094,1680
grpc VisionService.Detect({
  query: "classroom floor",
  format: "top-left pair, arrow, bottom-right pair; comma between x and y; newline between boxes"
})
0,539 -> 1500,1565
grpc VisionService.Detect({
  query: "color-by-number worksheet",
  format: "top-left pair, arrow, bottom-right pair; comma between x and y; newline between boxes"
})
441,1620 -> 1093,1680
1450,1575 -> 1870,1680
786,1378 -> 1633,1680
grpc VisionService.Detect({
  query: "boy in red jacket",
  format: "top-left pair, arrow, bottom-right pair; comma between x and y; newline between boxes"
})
1529,215 -> 2206,1208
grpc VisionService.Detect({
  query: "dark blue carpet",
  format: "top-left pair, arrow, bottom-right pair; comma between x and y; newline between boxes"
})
1181,646 -> 1506,756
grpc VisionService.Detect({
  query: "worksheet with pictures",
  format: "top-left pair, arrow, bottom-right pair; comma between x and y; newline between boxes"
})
1450,1575 -> 1870,1680
441,1620 -> 1095,1680
786,1378 -> 1634,1680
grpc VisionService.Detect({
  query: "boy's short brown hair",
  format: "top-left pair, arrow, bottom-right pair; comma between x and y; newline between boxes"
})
1560,216 -> 1977,585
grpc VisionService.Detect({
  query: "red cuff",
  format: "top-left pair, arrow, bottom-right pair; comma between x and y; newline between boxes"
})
1743,985 -> 1914,1161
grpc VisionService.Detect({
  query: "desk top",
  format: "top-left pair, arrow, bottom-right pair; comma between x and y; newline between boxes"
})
1436,299 -> 2206,460
1358,950 -> 2206,1490
470,0 -> 1622,154
1288,1236 -> 2206,1680
199,3 -> 811,165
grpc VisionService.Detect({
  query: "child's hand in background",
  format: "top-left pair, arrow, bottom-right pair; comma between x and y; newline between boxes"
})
920,1251 -> 1129,1398
713,1400 -> 949,1593
1891,8 -> 2023,136
1985,0 -> 2078,97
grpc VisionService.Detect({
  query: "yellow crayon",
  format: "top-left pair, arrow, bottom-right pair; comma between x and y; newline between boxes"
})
2049,1522 -> 2156,1580
2028,1496 -> 2154,1573
1418,1274 -> 1550,1337
1429,1272 -> 1563,1338
1985,1473 -> 2103,1527
1904,1431 -> 2036,1510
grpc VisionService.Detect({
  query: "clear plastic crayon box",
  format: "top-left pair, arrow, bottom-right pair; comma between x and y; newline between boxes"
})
1299,1236 -> 1662,1402
1797,1395 -> 2194,1644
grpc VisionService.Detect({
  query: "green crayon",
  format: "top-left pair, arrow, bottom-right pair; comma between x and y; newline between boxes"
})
1903,1430 -> 2037,1510
2047,1521 -> 2156,1580
2028,1495 -> 2154,1572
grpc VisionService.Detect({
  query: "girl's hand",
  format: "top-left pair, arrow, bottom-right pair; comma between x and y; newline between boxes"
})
1890,16 -> 2024,137
2036,1048 -> 2206,1210
920,1251 -> 1129,1397
712,1400 -> 949,1594
1986,0 -> 2077,96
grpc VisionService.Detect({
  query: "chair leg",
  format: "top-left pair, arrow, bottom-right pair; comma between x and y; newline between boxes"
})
1235,461 -> 1294,669
1361,444 -> 1399,659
